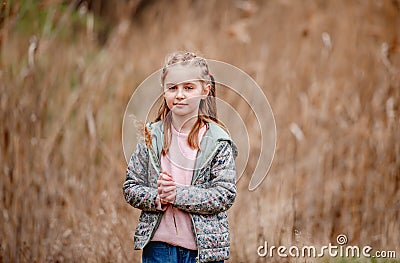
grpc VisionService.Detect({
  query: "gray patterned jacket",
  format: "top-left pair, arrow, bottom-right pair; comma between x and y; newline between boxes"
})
123,120 -> 237,262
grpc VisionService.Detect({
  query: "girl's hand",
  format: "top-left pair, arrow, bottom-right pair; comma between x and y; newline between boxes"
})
157,171 -> 176,204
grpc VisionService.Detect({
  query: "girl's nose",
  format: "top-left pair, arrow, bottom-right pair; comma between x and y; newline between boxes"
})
176,87 -> 185,99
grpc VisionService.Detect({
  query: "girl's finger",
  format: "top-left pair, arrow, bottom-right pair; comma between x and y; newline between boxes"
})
162,192 -> 176,203
160,188 -> 176,200
160,194 -> 175,203
159,186 -> 176,196
160,185 -> 176,193
159,180 -> 175,187
163,170 -> 173,177
158,172 -> 169,180
161,172 -> 173,181
157,178 -> 174,186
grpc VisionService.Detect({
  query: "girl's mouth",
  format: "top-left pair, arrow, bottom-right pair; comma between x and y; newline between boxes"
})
173,103 -> 188,106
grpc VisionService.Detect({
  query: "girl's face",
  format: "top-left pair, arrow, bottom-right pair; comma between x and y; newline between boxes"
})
163,65 -> 210,119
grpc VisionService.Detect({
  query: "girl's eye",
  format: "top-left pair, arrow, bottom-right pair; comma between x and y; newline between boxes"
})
168,86 -> 177,90
184,85 -> 194,90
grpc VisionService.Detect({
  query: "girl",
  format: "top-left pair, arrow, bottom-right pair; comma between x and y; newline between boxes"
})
123,51 -> 237,263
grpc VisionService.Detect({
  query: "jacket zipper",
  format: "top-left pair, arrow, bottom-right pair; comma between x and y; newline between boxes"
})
190,143 -> 204,263
190,141 -> 222,263
142,146 -> 163,248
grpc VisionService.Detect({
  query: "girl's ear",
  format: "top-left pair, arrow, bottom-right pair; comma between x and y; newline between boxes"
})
203,84 -> 211,96
163,88 -> 167,99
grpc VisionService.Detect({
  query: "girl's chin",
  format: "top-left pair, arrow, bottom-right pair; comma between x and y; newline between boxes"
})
170,110 -> 197,117
171,111 -> 191,116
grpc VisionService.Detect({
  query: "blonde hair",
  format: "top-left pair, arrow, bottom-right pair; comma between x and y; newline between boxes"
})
155,51 -> 225,155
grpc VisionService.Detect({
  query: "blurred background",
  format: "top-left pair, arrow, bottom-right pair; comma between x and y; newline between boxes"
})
1,0 -> 399,262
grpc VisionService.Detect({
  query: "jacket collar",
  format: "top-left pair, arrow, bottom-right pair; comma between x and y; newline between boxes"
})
146,120 -> 237,174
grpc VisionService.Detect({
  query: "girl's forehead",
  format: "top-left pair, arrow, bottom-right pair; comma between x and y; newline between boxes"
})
164,65 -> 203,85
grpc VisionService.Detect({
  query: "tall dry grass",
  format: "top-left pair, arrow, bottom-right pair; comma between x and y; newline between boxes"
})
1,0 -> 399,262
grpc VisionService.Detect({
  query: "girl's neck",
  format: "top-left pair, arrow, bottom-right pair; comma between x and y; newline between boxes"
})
171,114 -> 197,133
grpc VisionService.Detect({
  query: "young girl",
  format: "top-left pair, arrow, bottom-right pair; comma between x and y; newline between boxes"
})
123,51 -> 237,263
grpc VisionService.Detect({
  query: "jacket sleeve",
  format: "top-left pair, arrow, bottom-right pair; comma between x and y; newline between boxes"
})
173,141 -> 237,214
122,140 -> 159,212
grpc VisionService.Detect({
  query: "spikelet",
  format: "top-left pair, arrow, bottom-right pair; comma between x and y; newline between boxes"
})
129,114 -> 152,149
144,124 -> 152,150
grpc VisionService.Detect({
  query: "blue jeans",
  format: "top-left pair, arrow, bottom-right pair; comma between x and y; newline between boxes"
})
142,241 -> 224,263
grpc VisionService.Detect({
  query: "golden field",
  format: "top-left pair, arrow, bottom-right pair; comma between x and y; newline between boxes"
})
1,1 -> 399,262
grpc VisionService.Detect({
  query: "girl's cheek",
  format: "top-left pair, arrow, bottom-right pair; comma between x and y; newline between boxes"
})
163,99 -> 173,110
165,96 -> 174,105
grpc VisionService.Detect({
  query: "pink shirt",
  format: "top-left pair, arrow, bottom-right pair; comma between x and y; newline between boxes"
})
151,124 -> 207,250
